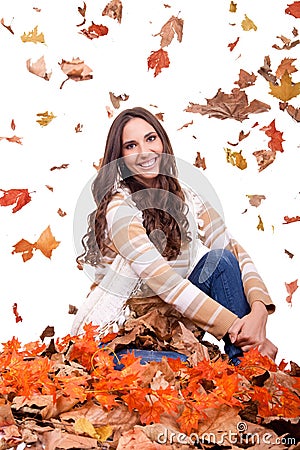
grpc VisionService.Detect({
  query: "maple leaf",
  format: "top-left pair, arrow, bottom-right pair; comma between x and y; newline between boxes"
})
109,91 -> 129,109
36,111 -> 56,127
59,58 -> 93,89
241,14 -> 257,31
21,25 -> 45,44
12,303 -> 23,323
285,279 -> 298,305
80,22 -> 109,39
26,56 -> 52,80
154,15 -> 184,48
252,149 -> 276,172
225,148 -> 247,169
234,69 -> 257,88
147,48 -> 170,77
0,189 -> 32,212
102,0 -> 122,23
185,88 -> 270,121
275,58 -> 298,79
285,1 -> 300,18
269,70 -> 300,101
12,226 -> 60,262
260,119 -> 284,152
246,194 -> 266,207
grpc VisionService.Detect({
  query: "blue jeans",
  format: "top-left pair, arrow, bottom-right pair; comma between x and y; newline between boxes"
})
188,249 -> 250,364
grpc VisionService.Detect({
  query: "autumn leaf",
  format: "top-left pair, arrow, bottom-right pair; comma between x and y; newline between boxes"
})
0,188 -> 32,212
285,1 -> 300,18
11,119 -> 16,130
109,91 -> 129,109
194,151 -> 206,170
147,48 -> 170,77
228,36 -> 239,51
228,130 -> 250,146
40,325 -> 55,341
12,226 -> 60,262
241,14 -> 257,31
80,22 -> 109,39
75,123 -> 83,133
59,58 -> 93,89
283,215 -> 300,224
275,58 -> 298,79
225,148 -> 247,169
272,33 -> 300,50
12,303 -> 23,323
102,0 -> 122,23
21,25 -> 45,44
269,71 -> 300,101
258,55 -> 277,84
284,249 -> 294,258
285,279 -> 298,305
279,102 -> 300,122
246,194 -> 266,207
260,119 -> 285,152
234,69 -> 257,88
0,18 -> 14,34
185,88 -> 270,121
50,163 -> 69,171
257,215 -> 264,231
0,135 -> 23,144
77,1 -> 87,26
26,56 -> 52,80
74,418 -> 112,442
252,149 -> 276,172
36,111 -> 56,127
229,1 -> 237,12
177,120 -> 193,130
154,15 -> 184,48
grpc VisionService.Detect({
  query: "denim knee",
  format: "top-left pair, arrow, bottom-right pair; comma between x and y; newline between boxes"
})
216,249 -> 239,271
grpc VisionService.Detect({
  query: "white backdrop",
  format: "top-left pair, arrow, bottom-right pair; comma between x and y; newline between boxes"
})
0,0 -> 299,364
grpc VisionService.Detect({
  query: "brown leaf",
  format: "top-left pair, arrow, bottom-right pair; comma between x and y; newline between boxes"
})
1,18 -> 14,34
177,120 -> 193,130
272,33 -> 300,50
26,56 -> 52,80
185,88 -> 270,121
258,55 -> 278,85
11,119 -> 16,130
283,215 -> 300,224
11,238 -> 35,262
50,163 -> 69,171
285,279 -> 298,305
252,149 -> 276,172
0,399 -> 15,427
40,325 -> 55,341
229,1 -> 237,12
257,214 -> 264,231
77,1 -> 87,26
227,130 -> 251,146
276,58 -> 298,79
0,135 -> 23,144
69,304 -> 78,315
194,151 -> 206,170
93,158 -> 103,171
102,0 -> 122,23
0,188 -> 31,212
154,112 -> 164,121
41,429 -> 99,450
279,102 -> 300,122
59,58 -> 93,89
109,91 -> 129,109
12,302 -> 23,323
284,249 -> 294,259
246,194 -> 266,207
147,48 -> 170,77
75,123 -> 83,132
57,208 -> 67,217
234,69 -> 257,88
154,15 -> 184,48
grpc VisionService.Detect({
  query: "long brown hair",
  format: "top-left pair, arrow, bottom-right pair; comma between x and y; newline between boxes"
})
78,107 -> 191,266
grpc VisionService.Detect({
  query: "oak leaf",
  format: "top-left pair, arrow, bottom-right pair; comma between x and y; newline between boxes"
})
80,22 -> 108,39
275,58 -> 298,79
246,194 -> 266,207
260,119 -> 285,152
241,14 -> 257,31
252,149 -> 276,172
269,71 -> 300,101
154,15 -> 184,48
185,88 -> 270,121
147,48 -> 170,77
286,1 -> 300,18
0,188 -> 32,212
102,0 -> 122,23
21,25 -> 45,44
225,148 -> 247,169
285,279 -> 298,305
234,69 -> 257,88
12,226 -> 60,262
36,111 -> 56,127
26,56 -> 52,80
59,58 -> 93,89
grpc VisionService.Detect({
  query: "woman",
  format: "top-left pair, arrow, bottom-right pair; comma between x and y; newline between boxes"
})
72,106 -> 277,364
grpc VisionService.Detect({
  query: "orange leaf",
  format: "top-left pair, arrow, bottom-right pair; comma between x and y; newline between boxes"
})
285,279 -> 298,305
228,36 -> 239,51
0,135 -> 23,144
80,22 -> 108,39
12,238 -> 35,262
283,215 -> 300,224
276,58 -> 298,79
0,188 -> 32,213
102,0 -> 122,23
147,49 -> 170,77
260,119 -> 285,152
35,226 -> 60,258
12,303 -> 23,323
285,1 -> 300,18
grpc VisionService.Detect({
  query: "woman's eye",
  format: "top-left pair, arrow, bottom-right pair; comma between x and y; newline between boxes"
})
125,143 -> 136,150
147,135 -> 156,142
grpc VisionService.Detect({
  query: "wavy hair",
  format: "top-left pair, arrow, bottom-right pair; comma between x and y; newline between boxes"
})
78,107 -> 191,266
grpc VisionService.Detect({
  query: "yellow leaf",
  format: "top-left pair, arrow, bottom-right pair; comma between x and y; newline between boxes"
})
225,148 -> 247,170
94,425 -> 113,442
229,1 -> 237,12
74,418 -> 112,442
257,215 -> 264,231
21,25 -> 45,44
269,71 -> 300,102
36,111 -> 56,127
241,15 -> 257,31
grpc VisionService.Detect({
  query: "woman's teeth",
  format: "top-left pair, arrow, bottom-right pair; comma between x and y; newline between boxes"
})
139,157 -> 157,168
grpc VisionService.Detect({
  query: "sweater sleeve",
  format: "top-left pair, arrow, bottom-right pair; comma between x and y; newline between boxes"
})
196,198 -> 275,313
106,191 -> 237,340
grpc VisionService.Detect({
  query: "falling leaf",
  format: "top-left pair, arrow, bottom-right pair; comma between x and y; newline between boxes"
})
269,71 -> 300,101
177,120 -> 193,130
20,25 -> 45,44
276,58 -> 298,79
284,249 -> 294,258
45,185 -> 54,191
106,105 -> 114,118
147,48 -> 170,77
252,149 -> 276,172
283,215 -> 300,224
285,279 -> 298,305
40,325 -> 55,341
0,135 -> 23,144
75,123 -> 83,133
80,22 -> 109,39
59,58 -> 93,89
241,15 -> 257,31
229,1 -> 237,12
285,1 -> 300,18
186,88 -> 270,121
0,189 -> 32,213
246,194 -> 266,207
194,151 -> 206,170
26,56 -> 52,80
258,55 -> 277,84
109,92 -> 129,109
272,33 -> 300,50
0,18 -> 14,34
228,36 -> 239,51
57,208 -> 67,217
69,304 -> 78,315
102,0 -> 122,23
154,15 -> 184,48
260,119 -> 285,152
50,163 -> 69,171
234,69 -> 257,88
12,226 -> 60,262
12,303 -> 23,323
77,1 -> 87,26
154,112 -> 164,121
36,111 -> 56,127
257,215 -> 264,231
227,130 -> 251,146
279,102 -> 300,122
225,148 -> 247,169
11,119 -> 16,130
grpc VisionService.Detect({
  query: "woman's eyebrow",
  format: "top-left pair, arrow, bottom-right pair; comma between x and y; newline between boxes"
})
123,131 -> 155,146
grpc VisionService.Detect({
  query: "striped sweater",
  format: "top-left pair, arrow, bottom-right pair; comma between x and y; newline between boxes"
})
98,184 -> 275,340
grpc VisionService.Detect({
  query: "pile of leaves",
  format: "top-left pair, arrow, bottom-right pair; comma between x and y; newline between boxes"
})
0,323 -> 299,450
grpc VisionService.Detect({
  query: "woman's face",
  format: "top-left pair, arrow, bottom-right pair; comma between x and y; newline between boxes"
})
121,117 -> 163,185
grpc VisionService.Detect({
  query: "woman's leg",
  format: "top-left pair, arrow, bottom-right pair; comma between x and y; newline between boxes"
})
188,249 -> 251,363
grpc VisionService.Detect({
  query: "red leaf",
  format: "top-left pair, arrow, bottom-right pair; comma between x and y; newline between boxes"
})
260,119 -> 285,152
228,36 -> 239,51
80,22 -> 109,39
285,1 -> 300,18
283,215 -> 300,224
285,279 -> 298,305
147,49 -> 170,77
12,303 -> 23,323
0,189 -> 32,213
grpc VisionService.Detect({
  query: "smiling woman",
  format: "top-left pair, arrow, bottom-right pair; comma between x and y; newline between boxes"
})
72,106 -> 277,366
